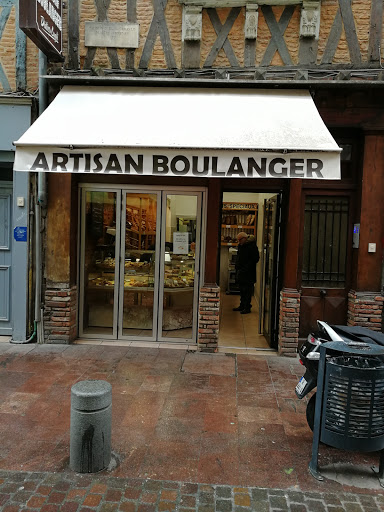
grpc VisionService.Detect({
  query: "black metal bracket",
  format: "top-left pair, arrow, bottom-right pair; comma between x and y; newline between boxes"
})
308,345 -> 327,481
372,450 -> 384,488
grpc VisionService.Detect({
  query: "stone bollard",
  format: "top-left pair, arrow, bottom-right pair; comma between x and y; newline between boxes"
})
70,380 -> 112,473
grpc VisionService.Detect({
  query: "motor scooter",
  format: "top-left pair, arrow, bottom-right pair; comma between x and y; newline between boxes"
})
295,320 -> 384,430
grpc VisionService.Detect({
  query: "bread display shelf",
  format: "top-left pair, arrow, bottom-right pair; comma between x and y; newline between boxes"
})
221,224 -> 255,229
221,202 -> 258,247
126,228 -> 156,235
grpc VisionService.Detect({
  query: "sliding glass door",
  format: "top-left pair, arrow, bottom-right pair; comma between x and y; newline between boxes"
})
158,193 -> 202,343
79,186 -> 204,343
118,192 -> 160,340
79,190 -> 121,338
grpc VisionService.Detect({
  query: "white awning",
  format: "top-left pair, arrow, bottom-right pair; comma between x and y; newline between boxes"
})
14,86 -> 341,179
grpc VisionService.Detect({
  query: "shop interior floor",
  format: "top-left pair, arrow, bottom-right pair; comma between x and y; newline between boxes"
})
218,294 -> 272,352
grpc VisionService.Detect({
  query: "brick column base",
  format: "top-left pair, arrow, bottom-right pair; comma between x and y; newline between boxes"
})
43,284 -> 77,344
198,284 -> 220,352
347,290 -> 384,331
278,288 -> 301,357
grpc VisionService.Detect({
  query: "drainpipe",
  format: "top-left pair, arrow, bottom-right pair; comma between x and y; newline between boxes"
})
36,51 -> 48,343
11,51 -> 47,344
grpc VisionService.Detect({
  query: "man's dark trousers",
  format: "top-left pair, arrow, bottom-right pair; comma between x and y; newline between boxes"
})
239,282 -> 254,311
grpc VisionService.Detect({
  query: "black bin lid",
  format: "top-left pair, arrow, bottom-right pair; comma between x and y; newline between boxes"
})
320,340 -> 384,357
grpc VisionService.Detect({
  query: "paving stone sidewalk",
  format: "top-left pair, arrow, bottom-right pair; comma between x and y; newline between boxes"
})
1,344 -> 384,509
0,470 -> 383,512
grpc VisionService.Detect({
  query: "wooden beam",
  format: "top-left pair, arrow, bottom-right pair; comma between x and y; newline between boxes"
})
261,5 -> 295,66
204,179 -> 222,285
107,48 -> 121,70
0,4 -> 13,92
15,0 -> 26,90
356,134 -> 384,291
204,8 -> 241,68
338,0 -> 361,65
244,39 -> 256,67
46,174 -> 72,284
139,0 -> 176,69
368,0 -> 383,63
298,37 -> 318,66
84,48 -> 96,70
68,0 -> 79,70
183,40 -> 201,68
321,8 -> 342,65
126,0 -> 137,69
283,179 -> 302,289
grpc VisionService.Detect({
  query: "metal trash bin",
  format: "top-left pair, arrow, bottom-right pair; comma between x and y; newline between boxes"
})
309,340 -> 384,486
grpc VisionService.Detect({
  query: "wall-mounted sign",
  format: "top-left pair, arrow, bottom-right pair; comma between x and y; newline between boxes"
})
14,226 -> 28,242
85,22 -> 139,49
19,0 -> 63,60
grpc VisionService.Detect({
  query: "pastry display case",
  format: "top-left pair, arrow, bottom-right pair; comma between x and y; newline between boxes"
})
86,252 -> 195,297
87,253 -> 155,292
164,254 -> 195,291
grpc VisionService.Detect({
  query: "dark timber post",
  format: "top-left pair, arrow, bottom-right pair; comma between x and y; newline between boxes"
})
70,380 -> 112,473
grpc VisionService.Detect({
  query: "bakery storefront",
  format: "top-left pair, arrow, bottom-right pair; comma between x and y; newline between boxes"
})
14,85 -> 341,349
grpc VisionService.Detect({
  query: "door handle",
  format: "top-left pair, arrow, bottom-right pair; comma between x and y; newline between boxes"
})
320,289 -> 327,298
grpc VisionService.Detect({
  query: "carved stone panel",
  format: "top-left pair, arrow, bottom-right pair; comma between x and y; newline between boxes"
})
300,0 -> 320,39
245,4 -> 258,40
182,5 -> 203,41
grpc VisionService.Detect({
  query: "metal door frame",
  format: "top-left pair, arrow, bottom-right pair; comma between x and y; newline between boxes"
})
157,190 -> 204,344
78,187 -> 122,339
259,193 -> 282,349
0,182 -> 13,335
117,189 -> 161,341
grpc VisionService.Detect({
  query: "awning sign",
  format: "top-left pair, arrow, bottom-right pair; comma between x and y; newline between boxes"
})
12,86 -> 342,179
14,148 -> 340,179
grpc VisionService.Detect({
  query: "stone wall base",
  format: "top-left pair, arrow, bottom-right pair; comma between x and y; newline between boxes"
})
198,284 -> 220,352
347,290 -> 384,331
278,288 -> 301,357
43,284 -> 77,344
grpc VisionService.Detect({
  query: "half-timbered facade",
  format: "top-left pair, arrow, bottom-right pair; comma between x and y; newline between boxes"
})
2,0 -> 384,352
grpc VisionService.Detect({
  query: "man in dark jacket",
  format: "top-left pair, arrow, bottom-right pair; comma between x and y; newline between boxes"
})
233,232 -> 259,314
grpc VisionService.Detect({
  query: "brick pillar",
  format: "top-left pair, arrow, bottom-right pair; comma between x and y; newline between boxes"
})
198,284 -> 220,352
347,291 -> 384,331
43,284 -> 77,344
278,288 -> 301,357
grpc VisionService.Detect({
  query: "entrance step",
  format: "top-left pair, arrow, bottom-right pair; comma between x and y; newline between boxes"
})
181,352 -> 236,376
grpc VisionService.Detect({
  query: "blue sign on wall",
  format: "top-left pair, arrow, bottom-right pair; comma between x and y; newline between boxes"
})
14,226 -> 28,242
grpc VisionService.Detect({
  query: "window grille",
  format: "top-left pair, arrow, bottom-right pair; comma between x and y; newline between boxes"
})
302,197 -> 349,287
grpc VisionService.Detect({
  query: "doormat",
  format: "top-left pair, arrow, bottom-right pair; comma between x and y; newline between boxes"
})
181,352 -> 236,376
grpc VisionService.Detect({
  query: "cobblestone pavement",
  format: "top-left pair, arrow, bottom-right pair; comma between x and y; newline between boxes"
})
0,470 -> 383,512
